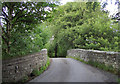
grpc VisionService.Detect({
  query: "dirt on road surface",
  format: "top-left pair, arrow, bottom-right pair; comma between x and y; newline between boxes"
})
28,58 -> 118,82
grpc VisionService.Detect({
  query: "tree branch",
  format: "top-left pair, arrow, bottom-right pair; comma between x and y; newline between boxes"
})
2,27 -> 9,39
12,14 -> 25,27
12,7 -> 26,20
2,8 -> 9,19
4,3 -> 9,9
2,35 -> 8,45
2,17 -> 9,23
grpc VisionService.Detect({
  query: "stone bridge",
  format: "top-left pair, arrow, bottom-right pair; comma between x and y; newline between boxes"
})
2,49 -> 120,83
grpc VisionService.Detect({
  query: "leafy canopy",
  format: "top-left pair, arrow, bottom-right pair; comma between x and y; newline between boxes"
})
46,2 -> 119,57
2,2 -> 58,59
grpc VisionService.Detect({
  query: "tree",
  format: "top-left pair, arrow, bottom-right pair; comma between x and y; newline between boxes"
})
2,2 -> 58,59
47,2 -> 120,57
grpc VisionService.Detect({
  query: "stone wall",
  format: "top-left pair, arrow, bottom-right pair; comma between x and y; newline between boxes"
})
2,49 -> 47,82
67,49 -> 120,69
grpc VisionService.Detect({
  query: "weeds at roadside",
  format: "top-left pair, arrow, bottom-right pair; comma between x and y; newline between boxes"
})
31,57 -> 50,77
21,75 -> 29,82
66,56 -> 118,75
20,57 -> 51,83
118,78 -> 120,84
67,56 -> 120,83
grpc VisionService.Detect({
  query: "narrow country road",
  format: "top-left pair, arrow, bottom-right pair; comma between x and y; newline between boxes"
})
29,58 -> 118,82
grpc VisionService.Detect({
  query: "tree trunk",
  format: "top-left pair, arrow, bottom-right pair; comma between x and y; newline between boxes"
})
6,4 -> 13,54
55,43 -> 58,58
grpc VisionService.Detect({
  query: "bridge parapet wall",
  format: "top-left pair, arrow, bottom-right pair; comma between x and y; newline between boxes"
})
67,49 -> 120,69
2,49 -> 47,82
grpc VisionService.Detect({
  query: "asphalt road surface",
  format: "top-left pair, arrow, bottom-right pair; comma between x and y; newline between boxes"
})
29,58 -> 118,82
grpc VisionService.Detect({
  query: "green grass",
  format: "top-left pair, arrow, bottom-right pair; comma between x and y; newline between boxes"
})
118,78 -> 120,84
31,57 -> 50,76
66,56 -> 118,75
20,57 -> 50,83
2,57 -> 51,84
67,56 -> 120,83
87,60 -> 117,73
66,56 -> 88,64
21,75 -> 29,82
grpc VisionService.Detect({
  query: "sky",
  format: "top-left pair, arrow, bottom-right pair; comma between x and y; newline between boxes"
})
60,0 -> 119,16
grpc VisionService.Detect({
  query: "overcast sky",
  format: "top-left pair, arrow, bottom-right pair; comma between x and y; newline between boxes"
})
60,0 -> 119,16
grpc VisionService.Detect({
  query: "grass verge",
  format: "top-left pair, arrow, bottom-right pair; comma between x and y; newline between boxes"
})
30,57 -> 50,77
118,78 -> 120,84
18,57 -> 50,84
66,56 -> 120,83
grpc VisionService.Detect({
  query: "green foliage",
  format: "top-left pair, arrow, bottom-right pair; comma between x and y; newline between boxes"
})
2,1 -> 119,59
66,56 -> 88,64
31,69 -> 41,76
21,75 -> 29,82
87,61 -> 118,75
2,2 -> 57,59
2,23 -> 51,59
46,2 -> 119,57
118,78 -> 120,84
87,61 -> 115,72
